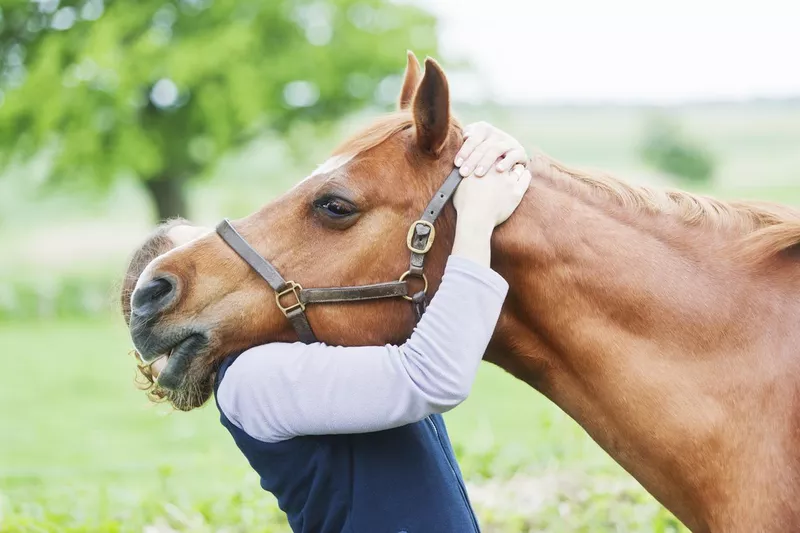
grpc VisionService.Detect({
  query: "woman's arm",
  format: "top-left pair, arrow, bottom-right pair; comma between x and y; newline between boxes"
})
217,124 -> 531,443
217,254 -> 508,443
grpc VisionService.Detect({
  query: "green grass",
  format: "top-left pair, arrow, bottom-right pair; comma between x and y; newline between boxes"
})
0,319 -> 683,532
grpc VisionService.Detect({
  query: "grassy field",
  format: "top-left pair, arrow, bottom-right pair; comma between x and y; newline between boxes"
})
1,101 -> 799,531
0,320 -> 683,532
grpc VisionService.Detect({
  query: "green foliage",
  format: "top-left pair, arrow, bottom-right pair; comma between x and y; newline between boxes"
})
0,0 -> 437,218
639,115 -> 715,184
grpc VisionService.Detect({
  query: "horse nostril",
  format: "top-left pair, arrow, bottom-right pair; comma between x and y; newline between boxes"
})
148,278 -> 173,301
132,276 -> 177,318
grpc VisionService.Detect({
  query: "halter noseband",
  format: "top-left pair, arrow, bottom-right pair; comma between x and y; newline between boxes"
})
215,167 -> 462,343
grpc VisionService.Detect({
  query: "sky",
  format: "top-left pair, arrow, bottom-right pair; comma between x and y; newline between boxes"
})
410,0 -> 800,104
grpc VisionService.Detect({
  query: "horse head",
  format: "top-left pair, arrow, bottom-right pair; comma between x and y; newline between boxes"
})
128,53 -> 464,410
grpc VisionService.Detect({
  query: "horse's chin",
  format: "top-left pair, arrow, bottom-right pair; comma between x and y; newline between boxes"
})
158,359 -> 218,411
148,338 -> 222,411
163,377 -> 215,411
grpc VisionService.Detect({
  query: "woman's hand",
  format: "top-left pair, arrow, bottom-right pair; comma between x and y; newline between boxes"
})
454,164 -> 531,228
454,121 -> 528,177
451,164 -> 531,266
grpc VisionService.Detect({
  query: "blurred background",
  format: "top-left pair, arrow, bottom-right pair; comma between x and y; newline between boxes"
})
0,0 -> 798,531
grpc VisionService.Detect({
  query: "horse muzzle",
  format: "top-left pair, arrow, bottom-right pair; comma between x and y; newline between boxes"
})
129,276 -> 210,391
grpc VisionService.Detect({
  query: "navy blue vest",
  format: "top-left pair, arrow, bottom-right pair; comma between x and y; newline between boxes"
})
214,355 -> 481,533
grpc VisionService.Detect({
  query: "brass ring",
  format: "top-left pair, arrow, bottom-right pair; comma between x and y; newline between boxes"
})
398,270 -> 428,301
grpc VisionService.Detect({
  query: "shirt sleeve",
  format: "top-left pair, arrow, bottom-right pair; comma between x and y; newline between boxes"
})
216,255 -> 509,443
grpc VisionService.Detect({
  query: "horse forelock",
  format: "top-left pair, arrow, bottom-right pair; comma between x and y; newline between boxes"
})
330,111 -> 463,161
330,111 -> 414,157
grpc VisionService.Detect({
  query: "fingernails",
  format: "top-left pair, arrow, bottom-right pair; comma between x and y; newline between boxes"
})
459,165 -> 470,176
455,157 -> 464,167
475,166 -> 485,176
496,164 -> 506,172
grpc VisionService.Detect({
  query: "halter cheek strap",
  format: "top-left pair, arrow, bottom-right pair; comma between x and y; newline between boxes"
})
215,167 -> 462,343
215,221 -> 318,343
403,167 -> 462,316
408,167 -> 462,276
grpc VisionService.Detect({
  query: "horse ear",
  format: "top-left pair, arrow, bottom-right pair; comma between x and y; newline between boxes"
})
398,51 -> 421,110
412,57 -> 450,155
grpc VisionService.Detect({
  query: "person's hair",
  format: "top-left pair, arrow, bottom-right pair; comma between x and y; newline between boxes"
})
121,217 -> 190,401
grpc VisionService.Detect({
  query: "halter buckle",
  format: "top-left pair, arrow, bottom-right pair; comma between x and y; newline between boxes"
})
399,270 -> 428,301
406,220 -> 436,255
276,281 -> 305,315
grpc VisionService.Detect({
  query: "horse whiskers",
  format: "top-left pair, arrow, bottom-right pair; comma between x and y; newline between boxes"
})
131,350 -> 168,403
166,375 -> 213,412
130,347 -> 217,411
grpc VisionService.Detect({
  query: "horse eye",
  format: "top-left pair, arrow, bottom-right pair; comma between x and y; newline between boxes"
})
314,196 -> 356,218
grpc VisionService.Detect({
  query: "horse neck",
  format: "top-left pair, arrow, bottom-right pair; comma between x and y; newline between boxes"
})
486,156 -> 800,531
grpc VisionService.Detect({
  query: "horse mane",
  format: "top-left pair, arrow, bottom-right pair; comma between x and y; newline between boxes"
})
535,153 -> 800,263
330,111 -> 800,264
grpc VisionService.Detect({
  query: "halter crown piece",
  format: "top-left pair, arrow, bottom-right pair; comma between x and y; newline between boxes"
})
215,167 -> 462,343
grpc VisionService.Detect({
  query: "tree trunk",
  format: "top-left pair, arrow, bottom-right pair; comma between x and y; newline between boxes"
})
143,173 -> 188,222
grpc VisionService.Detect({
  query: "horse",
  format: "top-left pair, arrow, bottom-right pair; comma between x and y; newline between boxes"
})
127,52 -> 800,532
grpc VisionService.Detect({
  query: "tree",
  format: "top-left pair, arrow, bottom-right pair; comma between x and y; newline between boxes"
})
639,115 -> 715,186
0,0 -> 437,220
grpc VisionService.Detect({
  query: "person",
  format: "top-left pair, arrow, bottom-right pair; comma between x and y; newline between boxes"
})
121,123 -> 531,533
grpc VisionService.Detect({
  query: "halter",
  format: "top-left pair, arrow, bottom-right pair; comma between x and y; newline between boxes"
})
215,167 -> 462,343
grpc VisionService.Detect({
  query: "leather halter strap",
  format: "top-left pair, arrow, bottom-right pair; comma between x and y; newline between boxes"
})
408,167 -> 462,276
215,167 -> 462,343
215,220 -> 318,343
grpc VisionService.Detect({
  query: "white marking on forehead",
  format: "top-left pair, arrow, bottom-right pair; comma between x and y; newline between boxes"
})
288,153 -> 356,192
311,153 -> 354,177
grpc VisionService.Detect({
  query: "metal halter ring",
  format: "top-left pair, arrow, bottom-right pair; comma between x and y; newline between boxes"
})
398,270 -> 428,301
406,220 -> 436,255
275,281 -> 305,315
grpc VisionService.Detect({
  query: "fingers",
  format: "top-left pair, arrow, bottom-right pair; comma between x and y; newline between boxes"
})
454,124 -> 488,169
514,166 -> 533,193
456,122 -> 528,178
461,121 -> 491,142
496,148 -> 528,172
472,140 -> 518,177
461,138 -> 516,178
460,146 -> 487,178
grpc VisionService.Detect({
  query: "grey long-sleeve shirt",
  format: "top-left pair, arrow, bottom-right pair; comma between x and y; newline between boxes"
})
216,255 -> 509,443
